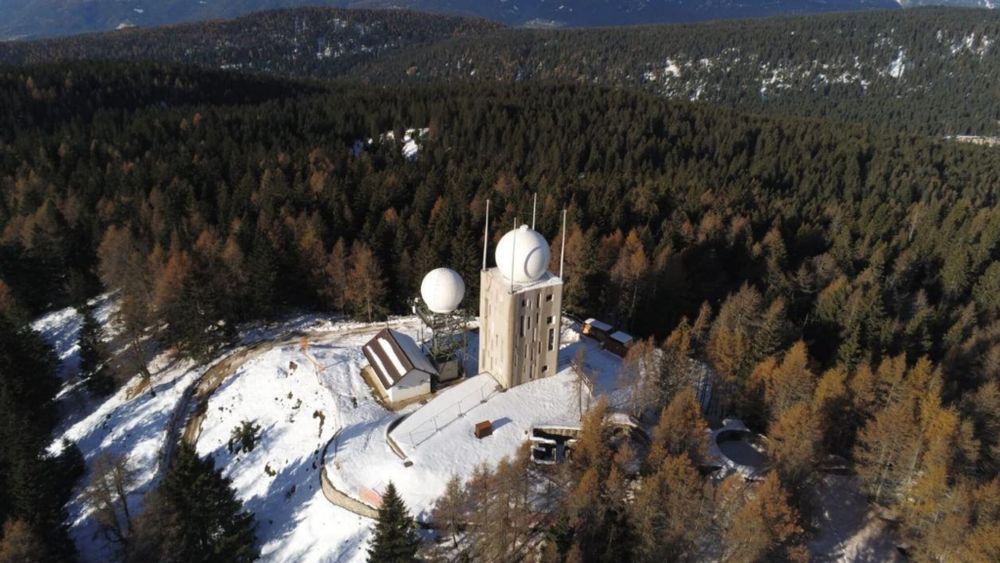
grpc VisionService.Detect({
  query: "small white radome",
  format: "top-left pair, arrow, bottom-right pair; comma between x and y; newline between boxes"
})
420,267 -> 465,313
495,225 -> 551,284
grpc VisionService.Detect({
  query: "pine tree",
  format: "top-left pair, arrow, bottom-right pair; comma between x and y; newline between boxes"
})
571,397 -> 610,477
151,445 -> 258,562
368,482 -> 420,563
79,301 -> 114,396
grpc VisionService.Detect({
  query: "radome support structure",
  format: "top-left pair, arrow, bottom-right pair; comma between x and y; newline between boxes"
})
478,199 -> 564,389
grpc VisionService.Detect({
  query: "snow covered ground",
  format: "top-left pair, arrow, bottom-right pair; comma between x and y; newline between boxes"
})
808,474 -> 901,562
31,301 -> 632,562
328,319 -> 624,519
31,302 -> 401,562
192,318 -> 426,562
33,298 -> 208,561
31,294 -> 118,386
191,316 -> 625,561
31,301 -> 895,563
384,370 -> 582,514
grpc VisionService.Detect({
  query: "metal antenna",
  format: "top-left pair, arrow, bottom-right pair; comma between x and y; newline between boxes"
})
482,199 -> 490,271
510,216 -> 516,294
560,208 -> 567,279
532,193 -> 537,230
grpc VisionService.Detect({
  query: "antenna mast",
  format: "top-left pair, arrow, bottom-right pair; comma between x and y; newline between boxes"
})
510,216 -> 516,294
482,199 -> 490,271
560,208 -> 567,279
532,193 -> 537,230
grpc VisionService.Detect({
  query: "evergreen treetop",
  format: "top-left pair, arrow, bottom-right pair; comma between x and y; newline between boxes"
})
368,482 -> 420,563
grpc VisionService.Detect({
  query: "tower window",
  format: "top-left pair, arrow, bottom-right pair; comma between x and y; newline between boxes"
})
547,316 -> 554,325
546,294 -> 553,302
548,328 -> 555,351
542,365 -> 548,373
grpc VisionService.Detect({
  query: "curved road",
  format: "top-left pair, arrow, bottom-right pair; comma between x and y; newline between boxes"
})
159,319 -> 417,516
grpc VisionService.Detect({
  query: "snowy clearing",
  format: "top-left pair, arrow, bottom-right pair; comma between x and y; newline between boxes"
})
31,302 -> 885,563
189,316 -> 624,561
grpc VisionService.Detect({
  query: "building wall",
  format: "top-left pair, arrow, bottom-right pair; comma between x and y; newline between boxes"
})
386,370 -> 431,403
479,269 -> 562,389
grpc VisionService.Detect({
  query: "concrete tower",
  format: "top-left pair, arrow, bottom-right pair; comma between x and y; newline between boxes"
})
478,201 -> 565,389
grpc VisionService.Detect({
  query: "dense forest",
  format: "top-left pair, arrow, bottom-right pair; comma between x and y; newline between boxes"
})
0,8 -> 502,76
351,7 -> 1000,136
5,8 -> 1000,135
2,60 -> 1000,559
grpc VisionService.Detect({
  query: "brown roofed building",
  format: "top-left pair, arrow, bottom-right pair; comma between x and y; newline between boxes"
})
363,328 -> 437,403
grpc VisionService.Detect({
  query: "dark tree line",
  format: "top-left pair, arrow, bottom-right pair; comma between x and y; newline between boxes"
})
0,307 -> 83,560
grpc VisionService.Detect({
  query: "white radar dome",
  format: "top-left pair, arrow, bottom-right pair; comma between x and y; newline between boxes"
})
495,225 -> 551,284
420,268 -> 466,313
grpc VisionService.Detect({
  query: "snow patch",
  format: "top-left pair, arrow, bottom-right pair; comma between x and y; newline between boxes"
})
887,48 -> 907,79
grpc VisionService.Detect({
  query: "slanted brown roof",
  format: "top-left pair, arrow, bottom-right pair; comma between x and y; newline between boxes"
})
362,328 -> 437,390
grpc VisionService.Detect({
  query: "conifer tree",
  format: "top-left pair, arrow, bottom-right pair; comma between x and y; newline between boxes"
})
79,301 -> 114,395
368,482 -> 420,563
150,445 -> 257,563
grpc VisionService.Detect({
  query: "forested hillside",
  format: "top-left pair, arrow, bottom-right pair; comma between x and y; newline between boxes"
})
5,8 -> 1000,136
352,7 -> 1000,135
3,61 -> 1000,558
0,8 -> 502,76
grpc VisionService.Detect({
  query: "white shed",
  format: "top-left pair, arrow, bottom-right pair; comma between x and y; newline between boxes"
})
363,329 -> 437,403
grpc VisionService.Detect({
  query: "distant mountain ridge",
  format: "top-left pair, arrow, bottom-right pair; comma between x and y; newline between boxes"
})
0,0 -> 924,41
5,7 -> 999,135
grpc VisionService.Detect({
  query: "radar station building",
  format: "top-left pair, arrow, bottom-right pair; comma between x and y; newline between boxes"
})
479,217 -> 565,389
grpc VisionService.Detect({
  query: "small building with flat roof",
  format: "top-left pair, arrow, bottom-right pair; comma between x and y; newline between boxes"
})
582,318 -> 614,344
363,328 -> 437,403
605,330 -> 635,357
